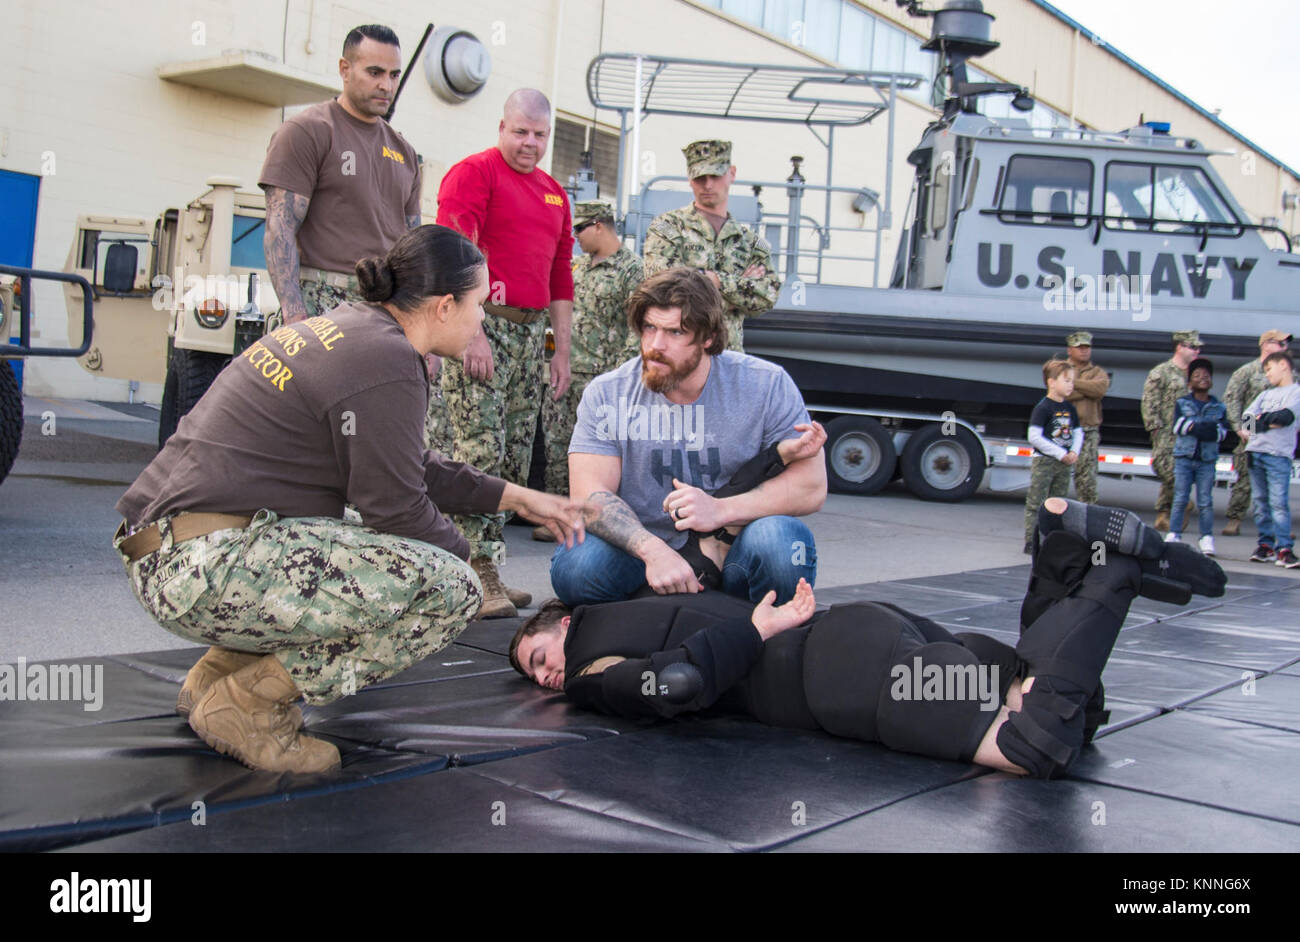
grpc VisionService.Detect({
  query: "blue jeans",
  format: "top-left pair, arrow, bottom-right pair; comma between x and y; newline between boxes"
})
550,515 -> 817,607
1249,452 -> 1293,551
1170,455 -> 1216,538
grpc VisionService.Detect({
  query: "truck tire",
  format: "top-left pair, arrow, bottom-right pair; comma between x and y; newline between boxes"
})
899,422 -> 984,502
157,349 -> 229,448
824,415 -> 897,495
0,360 -> 21,486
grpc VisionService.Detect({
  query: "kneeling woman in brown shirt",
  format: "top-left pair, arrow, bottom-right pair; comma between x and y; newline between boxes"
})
114,224 -> 584,774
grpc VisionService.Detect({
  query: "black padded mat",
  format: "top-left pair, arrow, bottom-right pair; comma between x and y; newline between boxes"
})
305,668 -> 644,757
466,716 -> 985,851
1098,651 -> 1243,710
1112,612 -> 1300,672
60,769 -> 726,853
895,571 -> 1027,600
1181,670 -> 1300,733
771,775 -> 1300,852
814,582 -> 1008,616
0,716 -> 446,852
6,567 -> 1299,853
0,656 -> 177,732
934,600 -> 1154,632
117,642 -> 513,691
1068,709 -> 1300,825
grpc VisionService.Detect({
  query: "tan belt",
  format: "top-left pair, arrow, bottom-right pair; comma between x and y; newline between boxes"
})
484,302 -> 547,325
119,513 -> 253,563
299,266 -> 356,290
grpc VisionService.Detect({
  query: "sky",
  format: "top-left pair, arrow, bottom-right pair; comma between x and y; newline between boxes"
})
1043,0 -> 1300,171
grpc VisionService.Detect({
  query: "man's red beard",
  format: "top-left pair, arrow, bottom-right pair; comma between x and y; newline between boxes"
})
641,345 -> 703,393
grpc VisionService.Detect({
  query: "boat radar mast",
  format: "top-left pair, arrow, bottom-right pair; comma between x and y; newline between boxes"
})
896,0 -> 1035,119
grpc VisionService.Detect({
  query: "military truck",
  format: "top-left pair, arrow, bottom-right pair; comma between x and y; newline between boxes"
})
60,178 -> 279,448
0,268 -> 95,486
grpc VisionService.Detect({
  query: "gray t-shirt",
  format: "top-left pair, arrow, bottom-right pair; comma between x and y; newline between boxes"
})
1243,382 -> 1300,457
569,351 -> 811,549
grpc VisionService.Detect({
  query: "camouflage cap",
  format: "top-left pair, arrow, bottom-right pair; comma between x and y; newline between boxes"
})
573,200 -> 614,228
1066,330 -> 1093,347
1259,329 -> 1292,346
1172,330 -> 1202,348
683,140 -> 732,179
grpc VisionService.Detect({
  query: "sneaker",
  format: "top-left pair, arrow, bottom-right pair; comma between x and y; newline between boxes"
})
1197,535 -> 1215,557
1276,548 -> 1300,569
1251,544 -> 1277,563
1164,532 -> 1180,543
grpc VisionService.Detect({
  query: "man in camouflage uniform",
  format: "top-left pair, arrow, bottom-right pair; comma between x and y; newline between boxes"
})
642,140 -> 782,352
1065,331 -> 1109,504
1222,329 -> 1294,536
534,200 -> 643,541
1142,330 -> 1203,531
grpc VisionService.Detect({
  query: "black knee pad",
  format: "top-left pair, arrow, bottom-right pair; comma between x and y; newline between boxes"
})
996,678 -> 1086,779
876,641 -> 1005,763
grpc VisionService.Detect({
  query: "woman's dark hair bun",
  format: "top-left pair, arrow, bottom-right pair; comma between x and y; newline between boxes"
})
356,256 -> 396,302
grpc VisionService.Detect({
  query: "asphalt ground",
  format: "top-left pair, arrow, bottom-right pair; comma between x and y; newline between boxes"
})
0,396 -> 1286,664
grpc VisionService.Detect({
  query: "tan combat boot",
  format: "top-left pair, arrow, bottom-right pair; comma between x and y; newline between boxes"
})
188,655 -> 340,774
531,524 -> 557,543
1153,512 -> 1170,532
470,557 -> 518,619
177,647 -> 262,717
1222,518 -> 1241,536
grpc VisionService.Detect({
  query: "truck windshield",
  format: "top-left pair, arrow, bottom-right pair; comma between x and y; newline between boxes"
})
231,214 -> 266,269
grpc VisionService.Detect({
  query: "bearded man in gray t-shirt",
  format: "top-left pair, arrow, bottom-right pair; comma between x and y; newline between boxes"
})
550,268 -> 826,607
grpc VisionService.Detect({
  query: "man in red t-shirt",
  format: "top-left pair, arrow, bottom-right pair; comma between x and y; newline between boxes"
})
436,88 -> 575,617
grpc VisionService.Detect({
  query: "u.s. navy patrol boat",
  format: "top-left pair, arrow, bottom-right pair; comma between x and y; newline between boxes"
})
590,0 -> 1300,499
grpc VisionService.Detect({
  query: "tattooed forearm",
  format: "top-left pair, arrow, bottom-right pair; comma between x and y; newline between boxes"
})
584,490 -> 655,556
264,186 -> 311,322
406,213 -> 422,230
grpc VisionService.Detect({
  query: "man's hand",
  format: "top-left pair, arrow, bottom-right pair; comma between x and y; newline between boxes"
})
1062,452 -> 1079,466
664,477 -> 727,532
777,422 -> 827,465
550,348 -> 571,399
705,271 -> 722,290
463,327 -> 495,381
424,353 -> 442,382
751,578 -> 815,640
742,262 -> 767,279
500,484 -> 586,548
641,540 -> 703,595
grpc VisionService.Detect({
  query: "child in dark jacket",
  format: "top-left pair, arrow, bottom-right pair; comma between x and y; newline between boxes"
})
1169,358 -> 1229,555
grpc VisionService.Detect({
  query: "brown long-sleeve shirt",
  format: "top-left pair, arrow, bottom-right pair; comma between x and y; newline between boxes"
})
118,302 -> 503,559
1067,362 -> 1110,427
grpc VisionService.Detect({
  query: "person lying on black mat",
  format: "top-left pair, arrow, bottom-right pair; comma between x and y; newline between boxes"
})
511,498 -> 1226,778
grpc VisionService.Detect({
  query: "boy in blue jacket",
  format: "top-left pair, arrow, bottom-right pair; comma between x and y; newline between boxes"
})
1168,358 -> 1229,555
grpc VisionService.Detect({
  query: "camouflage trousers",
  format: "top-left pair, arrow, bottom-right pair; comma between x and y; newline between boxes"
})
300,274 -> 452,456
114,511 -> 482,703
441,314 -> 546,561
1024,454 -> 1073,546
1150,431 -> 1175,513
540,371 -> 598,496
1227,446 -> 1252,520
299,274 -> 362,320
1072,427 -> 1101,504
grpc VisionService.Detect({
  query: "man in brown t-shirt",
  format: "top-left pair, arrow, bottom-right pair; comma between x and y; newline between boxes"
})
260,25 -> 421,323
259,24 -> 451,452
